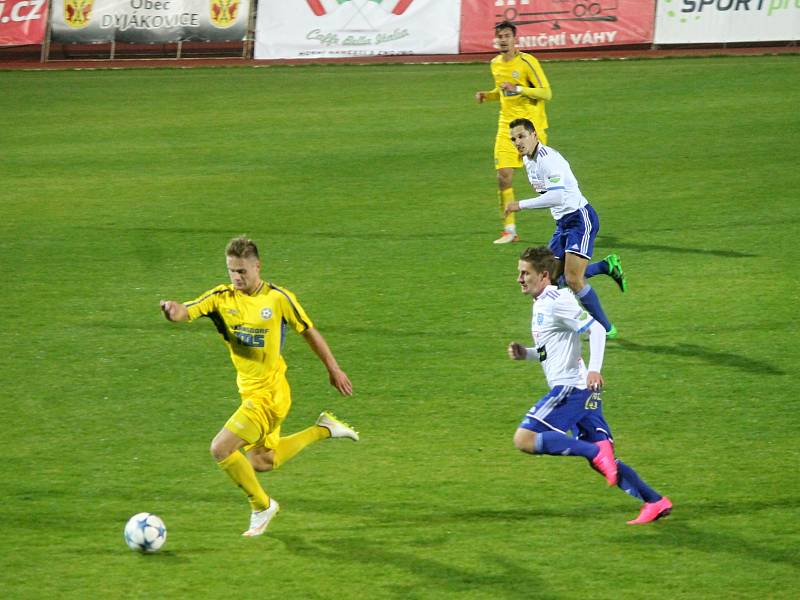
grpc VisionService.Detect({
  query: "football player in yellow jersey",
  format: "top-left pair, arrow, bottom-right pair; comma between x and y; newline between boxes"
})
160,236 -> 358,537
476,20 -> 552,245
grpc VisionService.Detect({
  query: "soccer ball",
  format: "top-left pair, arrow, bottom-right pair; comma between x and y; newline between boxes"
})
124,513 -> 167,553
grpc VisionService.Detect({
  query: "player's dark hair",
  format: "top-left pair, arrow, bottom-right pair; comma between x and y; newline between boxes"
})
509,118 -> 537,134
519,246 -> 561,282
495,20 -> 517,35
226,236 -> 260,260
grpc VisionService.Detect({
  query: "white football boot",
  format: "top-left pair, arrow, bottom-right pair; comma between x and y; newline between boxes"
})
316,411 -> 359,441
493,231 -> 520,244
242,498 -> 280,537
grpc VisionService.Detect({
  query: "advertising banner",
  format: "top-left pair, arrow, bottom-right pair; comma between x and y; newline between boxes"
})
255,0 -> 460,60
654,0 -> 800,43
50,0 -> 249,43
0,0 -> 48,46
460,0 -> 656,52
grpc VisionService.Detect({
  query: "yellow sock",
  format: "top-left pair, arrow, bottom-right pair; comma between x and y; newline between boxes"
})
273,425 -> 329,469
218,451 -> 270,511
500,187 -> 516,229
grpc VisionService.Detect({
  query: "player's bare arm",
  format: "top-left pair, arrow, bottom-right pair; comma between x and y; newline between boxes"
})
160,300 -> 189,322
302,327 -> 353,396
504,201 -> 521,217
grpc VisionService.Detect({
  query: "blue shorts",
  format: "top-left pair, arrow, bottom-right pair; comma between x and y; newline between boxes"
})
548,204 -> 600,261
518,385 -> 613,443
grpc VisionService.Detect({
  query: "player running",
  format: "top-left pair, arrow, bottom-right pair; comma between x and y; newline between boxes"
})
475,20 -> 552,245
508,246 -> 672,525
505,117 -> 626,338
160,236 -> 358,537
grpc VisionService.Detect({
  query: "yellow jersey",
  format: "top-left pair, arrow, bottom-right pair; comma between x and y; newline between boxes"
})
185,281 -> 314,395
489,51 -> 550,133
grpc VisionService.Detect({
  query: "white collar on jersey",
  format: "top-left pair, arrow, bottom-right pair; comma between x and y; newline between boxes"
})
534,284 -> 558,301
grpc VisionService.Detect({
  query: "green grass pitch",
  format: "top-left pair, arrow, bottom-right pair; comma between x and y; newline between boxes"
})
2,54 -> 799,598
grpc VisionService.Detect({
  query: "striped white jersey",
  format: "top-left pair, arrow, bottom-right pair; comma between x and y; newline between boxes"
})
522,144 -> 588,221
530,285 -> 594,388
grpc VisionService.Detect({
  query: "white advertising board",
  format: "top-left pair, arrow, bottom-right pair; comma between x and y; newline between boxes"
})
255,0 -> 460,60
655,0 -> 800,43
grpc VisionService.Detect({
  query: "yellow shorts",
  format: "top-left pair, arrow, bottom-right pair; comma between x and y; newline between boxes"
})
494,124 -> 548,170
224,376 -> 292,451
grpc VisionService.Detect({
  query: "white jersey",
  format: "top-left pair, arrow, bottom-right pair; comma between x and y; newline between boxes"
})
530,285 -> 594,388
522,144 -> 588,221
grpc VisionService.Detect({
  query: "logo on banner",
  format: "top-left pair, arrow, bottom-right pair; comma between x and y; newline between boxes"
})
211,0 -> 239,28
64,0 -> 93,29
664,0 -> 800,23
461,0 -> 654,53
305,0 -> 414,29
495,0 -> 618,30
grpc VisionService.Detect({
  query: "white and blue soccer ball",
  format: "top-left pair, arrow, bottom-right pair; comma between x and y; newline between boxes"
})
124,513 -> 167,553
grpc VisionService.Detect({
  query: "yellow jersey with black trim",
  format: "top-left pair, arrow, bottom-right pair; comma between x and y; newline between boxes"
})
184,281 -> 314,395
491,51 -> 550,131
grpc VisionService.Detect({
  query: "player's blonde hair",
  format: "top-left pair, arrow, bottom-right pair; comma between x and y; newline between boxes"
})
225,236 -> 260,260
519,246 -> 561,282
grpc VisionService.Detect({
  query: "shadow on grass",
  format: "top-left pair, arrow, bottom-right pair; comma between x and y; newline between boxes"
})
611,338 -> 785,376
288,497 -> 624,529
279,494 -> 800,588
610,499 -> 800,569
599,236 -> 759,258
88,225 -> 490,242
273,531 -> 555,599
126,549 -> 193,562
269,498 -> 629,597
